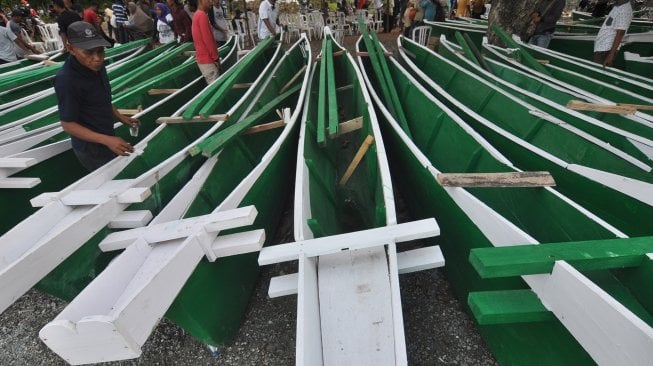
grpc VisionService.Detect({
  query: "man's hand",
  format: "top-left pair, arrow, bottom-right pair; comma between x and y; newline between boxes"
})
102,135 -> 134,156
604,51 -> 615,67
120,115 -> 140,126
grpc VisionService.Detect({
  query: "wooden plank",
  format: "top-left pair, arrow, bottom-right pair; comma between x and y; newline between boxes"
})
319,248 -> 395,365
536,59 -> 550,65
258,218 -> 440,265
0,177 -> 41,189
232,82 -> 253,89
108,210 -> 153,229
469,236 -> 653,278
0,157 -> 37,168
617,103 -> 653,111
355,51 -> 393,57
396,245 -> 445,274
156,114 -> 229,124
339,135 -> 374,186
533,261 -> 653,365
243,119 -> 285,135
42,60 -> 60,66
116,106 -> 142,116
268,273 -> 299,298
437,171 -> 555,188
566,100 -> 637,114
279,64 -> 307,95
333,49 -> 346,57
210,229 -> 265,258
296,255 -> 323,365
336,117 -> 363,136
58,187 -> 151,206
468,289 -> 555,325
147,88 -> 180,95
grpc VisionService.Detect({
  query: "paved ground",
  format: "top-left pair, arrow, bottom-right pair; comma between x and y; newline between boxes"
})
0,30 -> 498,366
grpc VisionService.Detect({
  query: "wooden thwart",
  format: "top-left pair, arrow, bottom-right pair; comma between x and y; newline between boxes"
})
147,88 -> 180,95
339,135 -> 375,186
279,65 -> 307,94
566,100 -> 637,114
437,171 -> 555,188
232,82 -> 253,89
356,51 -> 393,57
336,116 -> 363,136
243,119 -> 285,135
156,114 -> 229,124
117,105 -> 142,116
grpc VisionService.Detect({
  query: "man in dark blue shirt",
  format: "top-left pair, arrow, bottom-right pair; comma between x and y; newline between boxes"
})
55,21 -> 138,171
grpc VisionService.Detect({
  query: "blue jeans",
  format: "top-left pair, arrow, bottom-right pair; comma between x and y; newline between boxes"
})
529,33 -> 553,48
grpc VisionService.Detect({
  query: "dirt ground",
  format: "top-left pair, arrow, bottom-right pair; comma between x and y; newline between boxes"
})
0,29 -> 498,366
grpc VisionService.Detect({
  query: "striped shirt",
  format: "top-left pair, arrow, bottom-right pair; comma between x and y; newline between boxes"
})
112,3 -> 128,23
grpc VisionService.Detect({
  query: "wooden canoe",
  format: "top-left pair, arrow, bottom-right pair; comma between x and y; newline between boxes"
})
624,51 -> 653,78
363,34 -> 653,366
399,36 -> 653,237
39,35 -> 313,364
0,35 -> 281,323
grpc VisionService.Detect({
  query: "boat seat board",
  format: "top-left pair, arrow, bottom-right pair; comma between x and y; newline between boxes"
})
468,289 -> 555,325
566,100 -> 637,115
437,172 -> 555,188
469,236 -> 653,278
396,245 -> 445,274
268,273 -> 299,298
318,248 -> 396,365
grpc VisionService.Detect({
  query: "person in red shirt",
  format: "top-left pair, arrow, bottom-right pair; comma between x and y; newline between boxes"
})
83,2 -> 100,24
192,0 -> 221,83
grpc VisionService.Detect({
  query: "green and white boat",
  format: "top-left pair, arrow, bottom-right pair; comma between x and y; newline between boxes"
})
37,35 -> 313,364
624,51 -> 653,78
399,36 -> 653,237
362,34 -> 653,366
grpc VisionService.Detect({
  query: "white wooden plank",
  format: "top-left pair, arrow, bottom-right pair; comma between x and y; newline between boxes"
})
0,158 -> 37,168
531,261 -> 653,366
108,211 -> 153,229
40,236 -> 205,365
396,245 -> 445,274
647,253 -> 653,260
259,219 -> 440,265
98,206 -> 257,251
318,248 -> 395,365
0,177 -> 41,188
30,192 -> 60,207
0,200 -> 125,314
296,254 -> 323,366
386,242 -> 408,365
55,188 -> 151,206
116,188 -> 152,204
210,229 -> 265,258
268,273 -> 298,298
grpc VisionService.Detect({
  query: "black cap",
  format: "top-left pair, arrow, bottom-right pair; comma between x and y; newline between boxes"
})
67,21 -> 111,49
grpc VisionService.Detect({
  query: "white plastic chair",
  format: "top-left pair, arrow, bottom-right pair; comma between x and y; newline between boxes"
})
412,25 -> 431,47
37,25 -> 59,51
20,28 -> 45,53
233,18 -> 248,49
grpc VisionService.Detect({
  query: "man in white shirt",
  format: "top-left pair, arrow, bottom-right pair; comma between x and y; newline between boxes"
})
258,0 -> 278,40
593,0 -> 632,67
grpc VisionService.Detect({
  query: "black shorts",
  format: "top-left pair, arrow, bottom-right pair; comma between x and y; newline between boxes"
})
73,142 -> 117,171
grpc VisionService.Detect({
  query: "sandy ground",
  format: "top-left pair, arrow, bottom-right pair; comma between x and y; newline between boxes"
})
0,29 -> 498,365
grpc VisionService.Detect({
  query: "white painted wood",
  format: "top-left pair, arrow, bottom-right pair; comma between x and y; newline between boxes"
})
98,206 -> 257,251
0,158 -> 37,168
529,261 -> 653,366
0,177 -> 41,188
318,248 -> 395,365
268,273 -> 299,298
386,241 -> 408,365
29,192 -> 59,207
396,246 -> 445,274
296,254 -> 323,366
108,210 -> 153,229
210,229 -> 265,258
40,236 -> 206,365
259,219 -> 440,265
0,140 -> 71,179
647,253 -> 653,260
568,164 -> 653,206
54,187 -> 152,206
0,200 -> 126,314
0,125 -> 62,157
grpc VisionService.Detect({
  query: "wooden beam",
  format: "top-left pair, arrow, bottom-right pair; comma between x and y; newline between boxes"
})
339,135 -> 375,186
117,105 -> 142,116
566,100 -> 637,115
279,65 -> 307,94
436,171 -> 555,188
232,82 -> 253,89
147,88 -> 180,96
336,117 -> 363,136
397,245 -> 445,274
469,236 -> 653,278
536,59 -> 550,65
156,114 -> 229,124
617,103 -> 653,111
42,60 -> 60,66
333,49 -> 346,57
268,273 -> 299,298
468,290 -> 555,325
182,51 -> 196,56
243,119 -> 285,135
356,51 -> 393,57
335,84 -> 354,92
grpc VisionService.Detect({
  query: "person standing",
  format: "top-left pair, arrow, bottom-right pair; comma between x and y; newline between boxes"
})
258,0 -> 279,40
167,0 -> 193,42
53,0 -> 82,49
0,23 -> 31,63
209,0 -> 229,47
528,0 -> 565,48
593,0 -> 632,67
155,3 -> 175,44
192,0 -> 221,83
7,9 -> 40,57
112,0 -> 128,43
55,21 -> 139,171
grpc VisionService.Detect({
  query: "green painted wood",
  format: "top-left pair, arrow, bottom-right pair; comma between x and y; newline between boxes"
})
468,290 -> 555,325
491,25 -> 551,76
192,84 -> 301,157
317,37 -> 328,145
326,39 -> 339,137
185,36 -> 275,119
469,237 -> 653,278
454,31 -> 481,68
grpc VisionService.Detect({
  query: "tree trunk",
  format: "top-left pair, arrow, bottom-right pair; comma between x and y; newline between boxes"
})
487,0 -> 553,46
